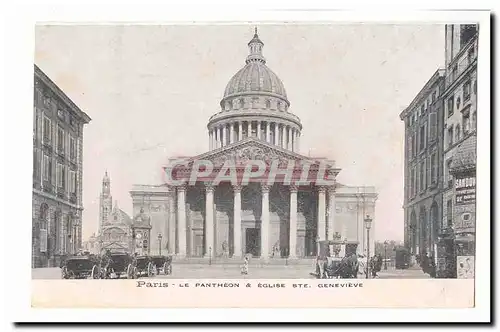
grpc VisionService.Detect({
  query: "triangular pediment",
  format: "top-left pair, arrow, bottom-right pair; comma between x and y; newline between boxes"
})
174,137 -> 335,168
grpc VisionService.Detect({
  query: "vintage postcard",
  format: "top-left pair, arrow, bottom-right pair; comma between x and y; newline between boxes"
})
6,6 -> 491,323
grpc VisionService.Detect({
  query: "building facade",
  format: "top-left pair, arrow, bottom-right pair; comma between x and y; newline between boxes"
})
97,172 -> 133,253
439,24 -> 478,277
400,69 -> 446,260
129,31 -> 378,260
32,65 -> 91,268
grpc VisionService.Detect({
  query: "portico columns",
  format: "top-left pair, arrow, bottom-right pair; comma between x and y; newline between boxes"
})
261,184 -> 270,259
209,130 -> 213,150
233,185 -> 242,258
238,122 -> 243,141
289,185 -> 298,258
317,186 -> 327,241
205,184 -> 215,257
257,122 -> 262,140
247,121 -> 252,138
177,184 -> 187,257
327,186 -> 336,241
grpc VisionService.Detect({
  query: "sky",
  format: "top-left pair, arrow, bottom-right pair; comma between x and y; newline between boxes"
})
34,24 -> 445,242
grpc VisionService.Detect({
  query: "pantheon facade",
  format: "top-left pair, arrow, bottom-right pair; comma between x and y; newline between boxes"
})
130,31 -> 377,259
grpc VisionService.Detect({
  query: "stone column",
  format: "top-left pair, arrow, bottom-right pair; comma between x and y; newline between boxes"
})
238,122 -> 243,141
274,123 -> 279,146
288,127 -> 292,150
266,122 -> 271,143
247,121 -> 252,138
205,184 -> 215,257
209,130 -> 213,150
296,131 -> 301,152
289,185 -> 298,258
219,127 -> 223,148
233,185 -> 242,258
168,188 -> 176,254
284,126 -> 288,149
230,123 -> 235,144
327,187 -> 336,241
261,184 -> 270,259
222,125 -> 227,147
177,184 -> 187,257
317,186 -> 327,241
257,121 -> 261,140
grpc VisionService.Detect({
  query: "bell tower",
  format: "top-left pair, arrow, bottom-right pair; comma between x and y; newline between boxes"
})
99,171 -> 113,233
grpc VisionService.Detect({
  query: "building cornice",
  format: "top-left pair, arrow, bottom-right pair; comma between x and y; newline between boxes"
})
399,68 -> 445,120
34,64 -> 92,124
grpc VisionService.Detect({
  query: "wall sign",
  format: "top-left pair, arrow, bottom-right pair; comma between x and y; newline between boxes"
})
455,176 -> 476,205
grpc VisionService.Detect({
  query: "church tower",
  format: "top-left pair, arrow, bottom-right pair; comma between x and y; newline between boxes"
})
99,171 -> 113,233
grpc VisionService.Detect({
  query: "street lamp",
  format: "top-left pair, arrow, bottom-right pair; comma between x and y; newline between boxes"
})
158,233 -> 162,256
384,240 -> 388,270
364,214 -> 373,279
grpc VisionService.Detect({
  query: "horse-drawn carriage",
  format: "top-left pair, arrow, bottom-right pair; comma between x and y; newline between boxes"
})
60,255 -> 100,279
150,255 -> 173,275
101,252 -> 138,279
133,255 -> 156,278
311,240 -> 360,279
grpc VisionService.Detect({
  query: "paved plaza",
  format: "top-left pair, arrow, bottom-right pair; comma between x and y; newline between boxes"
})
32,264 -> 430,280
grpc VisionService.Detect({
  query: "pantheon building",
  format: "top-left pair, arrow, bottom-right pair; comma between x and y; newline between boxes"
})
130,31 -> 377,259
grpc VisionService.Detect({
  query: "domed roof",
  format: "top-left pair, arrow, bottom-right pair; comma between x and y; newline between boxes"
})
222,29 -> 288,103
223,62 -> 287,100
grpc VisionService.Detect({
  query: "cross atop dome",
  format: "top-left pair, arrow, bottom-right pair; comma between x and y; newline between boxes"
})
246,27 -> 265,64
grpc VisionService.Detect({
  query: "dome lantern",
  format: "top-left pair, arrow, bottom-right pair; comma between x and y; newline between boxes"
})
246,27 -> 266,64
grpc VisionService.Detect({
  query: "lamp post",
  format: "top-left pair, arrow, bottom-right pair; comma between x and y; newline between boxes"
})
384,240 -> 388,270
158,233 -> 163,256
364,214 -> 373,279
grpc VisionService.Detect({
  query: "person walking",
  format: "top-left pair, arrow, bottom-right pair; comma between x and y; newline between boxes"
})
241,256 -> 249,275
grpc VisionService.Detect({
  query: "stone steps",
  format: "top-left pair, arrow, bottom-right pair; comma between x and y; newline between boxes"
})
172,256 -> 316,266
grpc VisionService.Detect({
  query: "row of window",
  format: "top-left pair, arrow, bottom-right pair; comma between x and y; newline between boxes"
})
225,98 -> 285,111
447,79 -> 476,118
408,86 -> 441,127
35,87 -> 78,128
408,151 -> 439,198
446,109 -> 476,148
408,112 -> 439,158
37,111 -> 78,160
39,154 -> 78,194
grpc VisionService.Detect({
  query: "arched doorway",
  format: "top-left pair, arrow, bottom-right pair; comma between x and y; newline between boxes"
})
409,210 -> 417,254
419,206 -> 427,256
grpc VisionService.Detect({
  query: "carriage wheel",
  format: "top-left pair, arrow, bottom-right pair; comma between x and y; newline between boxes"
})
147,262 -> 154,278
68,271 -> 75,279
163,262 -> 168,275
61,266 -> 68,279
167,264 -> 172,275
91,265 -> 100,279
133,267 -> 138,279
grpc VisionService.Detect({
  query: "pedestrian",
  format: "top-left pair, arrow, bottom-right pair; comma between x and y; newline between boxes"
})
421,253 -> 430,274
241,256 -> 249,275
